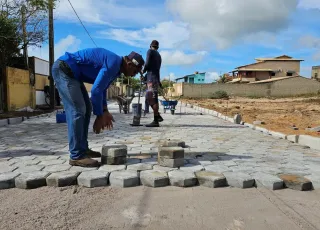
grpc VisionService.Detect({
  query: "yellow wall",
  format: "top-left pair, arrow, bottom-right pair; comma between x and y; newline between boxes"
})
35,74 -> 50,90
6,67 -> 36,111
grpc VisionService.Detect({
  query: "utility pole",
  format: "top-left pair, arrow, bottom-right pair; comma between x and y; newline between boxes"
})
21,5 -> 28,69
48,0 -> 55,109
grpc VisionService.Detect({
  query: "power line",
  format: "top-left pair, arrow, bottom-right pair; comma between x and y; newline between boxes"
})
66,0 -> 98,47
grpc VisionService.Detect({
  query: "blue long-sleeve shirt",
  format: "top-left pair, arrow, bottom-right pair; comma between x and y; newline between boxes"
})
58,48 -> 122,116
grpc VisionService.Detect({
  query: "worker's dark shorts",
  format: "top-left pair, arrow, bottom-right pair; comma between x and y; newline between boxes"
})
146,82 -> 158,106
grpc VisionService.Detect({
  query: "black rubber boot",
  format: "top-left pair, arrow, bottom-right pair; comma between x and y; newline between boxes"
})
157,113 -> 163,122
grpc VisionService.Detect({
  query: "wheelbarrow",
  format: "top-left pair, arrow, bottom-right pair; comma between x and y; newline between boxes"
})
115,95 -> 135,114
159,99 -> 178,115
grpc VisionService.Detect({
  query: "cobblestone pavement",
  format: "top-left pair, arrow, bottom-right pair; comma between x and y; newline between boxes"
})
0,98 -> 319,191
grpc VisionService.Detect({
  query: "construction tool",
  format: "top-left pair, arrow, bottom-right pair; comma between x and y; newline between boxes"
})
130,73 -> 144,126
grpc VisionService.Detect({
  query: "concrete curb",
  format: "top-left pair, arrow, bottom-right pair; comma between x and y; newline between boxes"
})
187,103 -> 320,151
0,110 -> 57,127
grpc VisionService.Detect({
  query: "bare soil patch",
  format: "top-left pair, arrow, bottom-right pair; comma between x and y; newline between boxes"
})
182,96 -> 320,137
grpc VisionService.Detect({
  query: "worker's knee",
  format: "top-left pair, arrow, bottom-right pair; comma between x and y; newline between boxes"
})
146,90 -> 158,106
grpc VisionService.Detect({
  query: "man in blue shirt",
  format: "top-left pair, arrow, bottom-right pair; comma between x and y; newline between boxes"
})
52,48 -> 144,167
142,40 -> 163,127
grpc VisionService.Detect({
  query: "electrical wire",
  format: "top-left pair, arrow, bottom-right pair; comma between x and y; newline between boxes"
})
66,0 -> 98,47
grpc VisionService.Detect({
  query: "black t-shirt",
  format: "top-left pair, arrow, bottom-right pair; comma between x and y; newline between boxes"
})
143,49 -> 162,84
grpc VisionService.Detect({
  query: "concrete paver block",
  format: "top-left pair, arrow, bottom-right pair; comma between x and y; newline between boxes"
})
223,172 -> 255,189
104,156 -> 127,165
43,164 -> 71,173
8,117 -> 23,125
38,159 -> 66,166
269,131 -> 287,139
180,164 -> 204,173
159,139 -> 186,148
141,158 -> 158,165
195,171 -> 226,188
140,170 -> 169,187
204,165 -> 232,174
46,171 -> 79,187
126,158 -> 141,165
102,145 -> 127,157
69,166 -> 98,173
158,147 -> 184,159
287,135 -> 298,143
0,164 -> 18,174
233,114 -> 242,124
12,159 -> 40,167
0,119 -> 8,127
126,163 -> 153,172
158,157 -> 184,168
14,165 -> 44,173
305,175 -> 320,190
109,170 -> 140,188
279,174 -> 313,191
99,165 -> 126,173
15,171 -> 50,189
253,173 -> 284,190
77,171 -> 109,188
168,170 -> 197,187
153,165 -> 177,172
0,172 -> 20,189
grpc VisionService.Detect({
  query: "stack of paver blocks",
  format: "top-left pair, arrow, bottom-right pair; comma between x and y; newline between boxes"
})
158,139 -> 185,168
101,145 -> 127,165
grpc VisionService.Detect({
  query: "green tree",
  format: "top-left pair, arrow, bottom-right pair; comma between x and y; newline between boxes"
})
0,14 -> 21,67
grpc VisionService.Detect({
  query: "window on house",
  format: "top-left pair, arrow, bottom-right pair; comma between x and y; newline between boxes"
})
286,72 -> 293,76
315,73 -> 318,79
271,72 -> 276,77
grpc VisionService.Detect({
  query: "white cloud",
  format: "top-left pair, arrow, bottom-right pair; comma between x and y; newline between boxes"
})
100,21 -> 189,49
205,72 -> 220,83
54,0 -> 167,27
166,0 -> 298,50
28,35 -> 81,61
298,0 -> 320,9
160,50 -> 207,66
298,35 -> 320,60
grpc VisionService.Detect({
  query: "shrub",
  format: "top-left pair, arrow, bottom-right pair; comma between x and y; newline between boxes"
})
210,90 -> 229,99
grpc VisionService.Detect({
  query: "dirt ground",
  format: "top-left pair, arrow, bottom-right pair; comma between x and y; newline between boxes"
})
0,186 -> 319,230
182,96 -> 320,137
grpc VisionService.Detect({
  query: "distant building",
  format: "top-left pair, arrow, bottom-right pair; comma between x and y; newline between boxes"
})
175,71 -> 206,84
312,66 -> 320,81
229,55 -> 304,83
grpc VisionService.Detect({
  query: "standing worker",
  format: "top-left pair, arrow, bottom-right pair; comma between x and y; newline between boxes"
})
142,40 -> 163,127
52,48 -> 144,167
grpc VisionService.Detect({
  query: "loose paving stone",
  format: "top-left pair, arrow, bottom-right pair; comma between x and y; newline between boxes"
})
159,139 -> 186,148
140,170 -> 169,187
126,163 -> 153,172
15,171 -> 50,189
102,145 -> 127,158
99,165 -> 126,173
158,147 -> 184,159
158,157 -> 184,168
0,172 -> 20,189
153,165 -> 177,172
168,170 -> 197,187
204,165 -> 232,174
14,165 -> 44,173
195,171 -> 226,188
180,164 -> 204,173
38,159 -> 66,166
109,170 -> 140,187
305,175 -> 320,189
46,171 -> 79,187
77,171 -> 109,188
104,156 -> 127,165
43,164 -> 71,173
253,173 -> 284,190
69,166 -> 98,173
198,160 -> 213,166
278,174 -> 313,191
223,172 -> 255,189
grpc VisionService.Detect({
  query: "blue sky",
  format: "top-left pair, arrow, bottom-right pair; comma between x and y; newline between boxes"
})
29,0 -> 320,82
